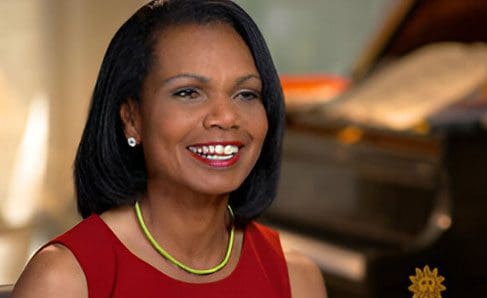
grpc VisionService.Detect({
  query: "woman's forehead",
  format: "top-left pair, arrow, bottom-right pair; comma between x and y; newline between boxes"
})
148,23 -> 258,81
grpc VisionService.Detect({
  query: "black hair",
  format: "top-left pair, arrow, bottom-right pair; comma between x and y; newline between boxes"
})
74,0 -> 285,226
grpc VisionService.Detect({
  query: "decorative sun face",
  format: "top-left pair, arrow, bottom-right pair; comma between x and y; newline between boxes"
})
408,265 -> 446,298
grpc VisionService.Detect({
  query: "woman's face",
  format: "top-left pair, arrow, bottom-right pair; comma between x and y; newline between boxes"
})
122,23 -> 268,196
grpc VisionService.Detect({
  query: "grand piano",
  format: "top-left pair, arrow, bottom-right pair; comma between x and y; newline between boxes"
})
264,0 -> 487,297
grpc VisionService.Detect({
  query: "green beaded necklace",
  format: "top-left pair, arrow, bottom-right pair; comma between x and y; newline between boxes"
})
134,201 -> 235,275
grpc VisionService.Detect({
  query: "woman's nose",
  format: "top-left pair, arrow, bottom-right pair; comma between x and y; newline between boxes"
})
203,96 -> 240,130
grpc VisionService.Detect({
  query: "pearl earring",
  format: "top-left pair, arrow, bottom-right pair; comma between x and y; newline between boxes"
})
127,137 -> 137,147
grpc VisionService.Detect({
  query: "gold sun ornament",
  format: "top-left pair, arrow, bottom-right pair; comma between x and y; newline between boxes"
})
408,265 -> 446,298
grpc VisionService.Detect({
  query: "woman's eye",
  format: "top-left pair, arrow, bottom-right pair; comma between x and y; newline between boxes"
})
173,88 -> 199,99
236,91 -> 260,101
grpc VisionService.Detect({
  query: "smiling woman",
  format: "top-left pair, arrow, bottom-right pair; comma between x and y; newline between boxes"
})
11,1 -> 326,297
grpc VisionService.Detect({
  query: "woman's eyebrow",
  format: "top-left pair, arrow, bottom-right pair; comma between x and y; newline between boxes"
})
158,73 -> 260,89
162,73 -> 209,85
236,74 -> 261,86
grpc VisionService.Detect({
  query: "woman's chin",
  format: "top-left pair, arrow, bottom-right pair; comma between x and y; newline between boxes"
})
193,184 -> 241,197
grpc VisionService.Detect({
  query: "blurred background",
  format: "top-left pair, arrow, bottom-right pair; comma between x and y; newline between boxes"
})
1,0 -> 486,297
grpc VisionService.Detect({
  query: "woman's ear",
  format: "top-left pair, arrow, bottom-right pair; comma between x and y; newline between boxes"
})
120,98 -> 142,144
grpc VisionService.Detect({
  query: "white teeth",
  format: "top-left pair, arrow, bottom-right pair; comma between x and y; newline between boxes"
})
188,144 -> 239,159
215,145 -> 224,154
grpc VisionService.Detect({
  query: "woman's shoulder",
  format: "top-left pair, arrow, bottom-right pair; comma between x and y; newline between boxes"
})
11,244 -> 87,298
284,249 -> 328,298
12,214 -> 118,298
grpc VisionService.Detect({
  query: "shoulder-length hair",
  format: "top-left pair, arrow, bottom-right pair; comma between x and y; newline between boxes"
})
74,0 -> 285,226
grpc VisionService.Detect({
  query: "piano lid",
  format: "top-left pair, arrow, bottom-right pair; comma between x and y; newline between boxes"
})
352,0 -> 487,80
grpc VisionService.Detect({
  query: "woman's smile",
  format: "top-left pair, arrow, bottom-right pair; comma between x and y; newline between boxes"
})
187,142 -> 243,168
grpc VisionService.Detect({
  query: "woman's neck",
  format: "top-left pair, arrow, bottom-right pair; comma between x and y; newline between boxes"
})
137,183 -> 232,270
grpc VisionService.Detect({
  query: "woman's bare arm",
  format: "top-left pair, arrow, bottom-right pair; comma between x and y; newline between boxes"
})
11,244 -> 87,298
286,250 -> 327,298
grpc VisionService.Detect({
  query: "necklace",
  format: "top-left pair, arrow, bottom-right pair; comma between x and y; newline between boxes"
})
134,201 -> 235,275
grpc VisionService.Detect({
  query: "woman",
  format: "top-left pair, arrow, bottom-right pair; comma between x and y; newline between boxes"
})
13,1 -> 326,297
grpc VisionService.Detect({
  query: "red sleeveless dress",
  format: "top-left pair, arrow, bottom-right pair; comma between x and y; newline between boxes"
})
50,214 -> 291,298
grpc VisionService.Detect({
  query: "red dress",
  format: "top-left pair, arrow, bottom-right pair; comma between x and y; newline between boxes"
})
50,214 -> 291,298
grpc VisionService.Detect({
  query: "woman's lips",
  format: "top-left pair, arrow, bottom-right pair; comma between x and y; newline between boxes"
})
187,142 -> 243,168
